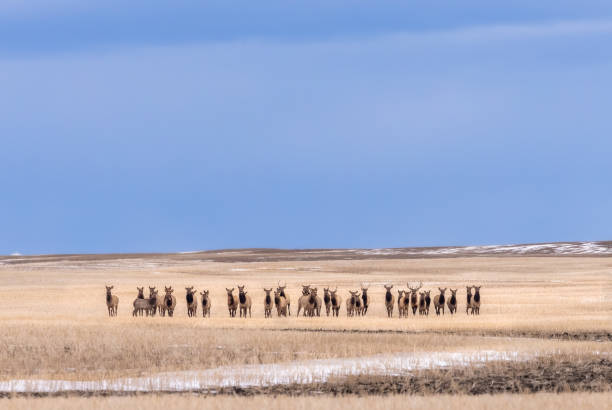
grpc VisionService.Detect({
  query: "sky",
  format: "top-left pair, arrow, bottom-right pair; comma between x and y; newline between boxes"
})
1,1 -> 612,254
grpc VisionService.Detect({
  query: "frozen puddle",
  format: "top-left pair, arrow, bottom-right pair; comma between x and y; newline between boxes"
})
0,350 -> 527,393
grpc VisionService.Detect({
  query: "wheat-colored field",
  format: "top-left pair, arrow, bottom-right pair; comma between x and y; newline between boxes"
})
4,392 -> 612,410
0,254 -> 610,403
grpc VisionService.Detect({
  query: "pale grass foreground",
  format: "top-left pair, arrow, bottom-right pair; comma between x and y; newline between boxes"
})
3,392 -> 612,410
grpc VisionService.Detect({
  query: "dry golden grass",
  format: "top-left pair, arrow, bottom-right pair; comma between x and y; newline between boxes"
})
0,255 -> 610,394
3,392 -> 612,410
1,324 -> 608,380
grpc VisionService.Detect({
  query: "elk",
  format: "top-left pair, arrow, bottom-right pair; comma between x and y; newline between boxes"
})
330,288 -> 342,317
304,287 -> 318,317
403,290 -> 411,317
226,288 -> 238,317
323,287 -> 332,316
384,284 -> 395,317
276,281 -> 291,316
263,288 -> 273,318
148,287 -> 158,316
273,290 -> 288,317
297,284 -> 311,317
132,287 -> 147,317
237,285 -> 252,318
418,291 -> 426,315
105,285 -> 118,317
133,289 -> 158,317
466,286 -> 473,314
312,287 -> 322,317
200,290 -> 211,317
149,286 -> 164,316
346,290 -> 358,317
433,287 -> 447,316
447,288 -> 458,314
163,286 -> 177,317
185,286 -> 198,317
360,284 -> 370,315
424,290 -> 431,315
471,285 -> 481,315
408,282 -> 422,315
397,290 -> 406,318
354,292 -> 363,316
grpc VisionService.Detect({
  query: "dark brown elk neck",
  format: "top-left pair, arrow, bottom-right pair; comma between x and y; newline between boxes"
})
385,290 -> 392,302
265,294 -> 271,304
239,292 -> 246,304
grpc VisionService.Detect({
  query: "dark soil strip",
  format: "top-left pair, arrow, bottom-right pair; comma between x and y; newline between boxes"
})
2,358 -> 611,398
246,326 -> 612,342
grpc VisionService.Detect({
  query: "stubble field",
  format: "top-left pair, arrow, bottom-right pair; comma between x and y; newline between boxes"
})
0,249 -> 610,408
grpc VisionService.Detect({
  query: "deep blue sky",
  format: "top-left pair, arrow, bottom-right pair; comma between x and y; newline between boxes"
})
1,2 -> 611,254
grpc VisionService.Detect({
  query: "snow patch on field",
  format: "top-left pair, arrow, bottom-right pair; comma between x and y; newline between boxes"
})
0,350 -> 526,393
354,241 -> 612,257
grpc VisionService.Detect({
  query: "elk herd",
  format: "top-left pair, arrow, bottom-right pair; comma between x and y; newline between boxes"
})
105,283 -> 482,318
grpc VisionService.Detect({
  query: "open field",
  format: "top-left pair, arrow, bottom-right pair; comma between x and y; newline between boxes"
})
0,248 -> 610,404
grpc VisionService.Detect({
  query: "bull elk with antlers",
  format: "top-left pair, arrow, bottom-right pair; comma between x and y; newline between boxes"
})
408,282 -> 422,315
